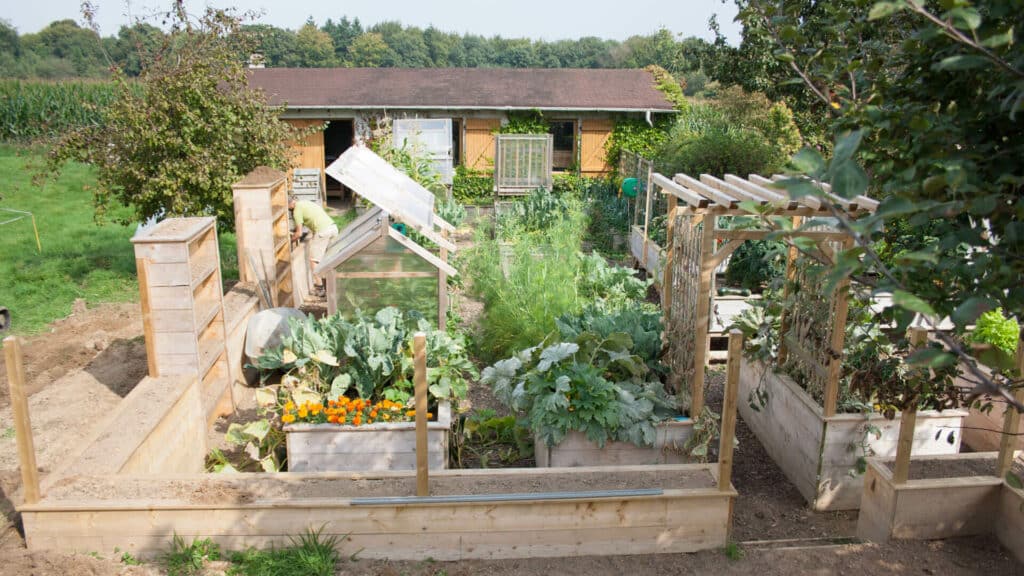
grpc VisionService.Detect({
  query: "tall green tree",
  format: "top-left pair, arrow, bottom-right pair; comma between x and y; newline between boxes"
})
46,6 -> 307,230
295,19 -> 336,67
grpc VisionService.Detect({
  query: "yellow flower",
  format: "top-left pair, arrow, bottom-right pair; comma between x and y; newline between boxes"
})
281,414 -> 295,424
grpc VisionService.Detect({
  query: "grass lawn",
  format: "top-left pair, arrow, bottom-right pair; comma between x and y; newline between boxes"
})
0,145 -> 138,336
0,145 -> 244,337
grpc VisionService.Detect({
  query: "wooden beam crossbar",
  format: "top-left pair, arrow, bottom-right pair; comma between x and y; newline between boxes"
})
674,174 -> 738,209
700,174 -> 769,207
712,229 -> 849,242
652,173 -> 709,209
750,174 -> 823,211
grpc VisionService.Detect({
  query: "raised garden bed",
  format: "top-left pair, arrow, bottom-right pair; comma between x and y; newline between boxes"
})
857,453 -> 1024,563
535,417 -> 694,467
286,401 -> 451,472
629,224 -> 662,281
738,357 -> 967,511
956,361 -> 1024,452
23,462 -> 735,559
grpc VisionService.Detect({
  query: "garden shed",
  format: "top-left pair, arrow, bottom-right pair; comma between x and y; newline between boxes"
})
318,146 -> 457,327
246,67 -> 678,190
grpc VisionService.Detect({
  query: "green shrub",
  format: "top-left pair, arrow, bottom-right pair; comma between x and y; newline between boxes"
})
452,165 -> 493,203
604,117 -> 672,174
724,240 -> 786,291
586,179 -> 631,254
658,116 -> 786,177
968,308 -> 1019,355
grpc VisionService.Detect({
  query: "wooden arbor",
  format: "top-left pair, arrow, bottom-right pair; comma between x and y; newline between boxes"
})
655,172 -> 878,417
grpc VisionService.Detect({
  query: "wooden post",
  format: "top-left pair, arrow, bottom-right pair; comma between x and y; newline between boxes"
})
776,216 -> 802,365
4,336 -> 40,504
893,327 -> 927,484
641,172 -> 653,269
661,197 -> 678,312
718,329 -> 743,492
822,237 -> 854,417
690,213 -> 715,416
996,330 -> 1024,478
438,228 -> 449,330
136,258 -> 158,378
413,332 -> 429,496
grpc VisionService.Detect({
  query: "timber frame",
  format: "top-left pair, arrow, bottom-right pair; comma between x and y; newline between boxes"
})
654,171 -> 878,417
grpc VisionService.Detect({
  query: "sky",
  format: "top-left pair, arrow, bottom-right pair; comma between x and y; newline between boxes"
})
3,1 -> 742,44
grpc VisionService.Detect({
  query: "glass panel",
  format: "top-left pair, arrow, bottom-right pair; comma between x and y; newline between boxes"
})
335,236 -> 437,274
335,275 -> 438,321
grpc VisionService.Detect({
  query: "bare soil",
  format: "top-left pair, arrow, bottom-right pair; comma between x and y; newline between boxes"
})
885,456 -> 1024,481
0,299 -> 1021,575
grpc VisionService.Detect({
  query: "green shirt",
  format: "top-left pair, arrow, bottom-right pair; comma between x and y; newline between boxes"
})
292,200 -> 334,233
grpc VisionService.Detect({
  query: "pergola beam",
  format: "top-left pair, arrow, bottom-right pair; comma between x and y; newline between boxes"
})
674,174 -> 738,209
700,174 -> 768,207
652,173 -> 709,208
724,174 -> 795,209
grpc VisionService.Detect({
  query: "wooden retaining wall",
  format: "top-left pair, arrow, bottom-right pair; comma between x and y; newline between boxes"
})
22,466 -> 735,560
63,375 -> 206,476
995,481 -> 1024,564
739,358 -> 967,510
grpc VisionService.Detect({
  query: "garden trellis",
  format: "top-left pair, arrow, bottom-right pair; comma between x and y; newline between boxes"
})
655,171 -> 878,417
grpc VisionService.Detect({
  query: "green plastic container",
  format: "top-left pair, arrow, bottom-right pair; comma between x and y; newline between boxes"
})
621,177 -> 639,198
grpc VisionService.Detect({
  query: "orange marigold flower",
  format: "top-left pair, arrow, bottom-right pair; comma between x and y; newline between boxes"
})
352,417 -> 362,426
298,408 -> 308,419
382,413 -> 391,421
405,410 -> 416,418
281,414 -> 295,424
284,401 -> 295,411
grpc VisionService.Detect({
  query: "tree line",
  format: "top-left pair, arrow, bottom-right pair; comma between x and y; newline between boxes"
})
0,16 -> 716,92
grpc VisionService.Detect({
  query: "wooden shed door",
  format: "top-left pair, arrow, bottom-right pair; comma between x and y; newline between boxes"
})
580,118 -> 614,176
287,119 -> 326,191
464,118 -> 501,172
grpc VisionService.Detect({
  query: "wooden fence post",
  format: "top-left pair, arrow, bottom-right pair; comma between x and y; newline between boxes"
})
662,196 -> 678,313
4,336 -> 40,504
413,332 -> 429,496
996,330 -> 1024,478
718,329 -> 743,492
438,228 -> 449,330
776,216 -> 802,365
690,213 -> 716,417
893,327 -> 927,484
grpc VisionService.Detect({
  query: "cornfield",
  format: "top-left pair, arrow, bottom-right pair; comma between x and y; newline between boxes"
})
0,80 -> 132,142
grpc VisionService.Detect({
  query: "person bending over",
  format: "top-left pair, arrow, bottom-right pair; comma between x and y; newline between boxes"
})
289,196 -> 338,294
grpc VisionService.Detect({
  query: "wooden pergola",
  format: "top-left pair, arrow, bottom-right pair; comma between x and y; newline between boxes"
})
654,171 -> 878,417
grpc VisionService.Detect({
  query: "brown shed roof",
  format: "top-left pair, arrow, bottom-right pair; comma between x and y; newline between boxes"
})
247,68 -> 676,112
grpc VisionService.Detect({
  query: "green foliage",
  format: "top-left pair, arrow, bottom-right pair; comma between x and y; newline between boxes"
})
449,409 -> 533,468
164,536 -> 221,576
723,541 -> 745,561
496,187 -> 570,239
452,165 -> 492,204
0,80 -> 131,142
497,110 -> 548,134
252,308 -> 476,407
604,117 -> 671,173
207,419 -> 286,473
46,8 -> 305,231
435,195 -> 466,228
585,178 -> 631,254
967,309 -> 1020,355
226,527 -> 341,576
482,323 -> 676,448
556,305 -> 665,377
644,64 -> 688,110
656,97 -> 795,177
724,240 -> 786,291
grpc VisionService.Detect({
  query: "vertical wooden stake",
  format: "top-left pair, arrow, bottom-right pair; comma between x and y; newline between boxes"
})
996,330 -> 1024,478
690,213 -> 715,417
413,332 -> 429,497
4,336 -> 40,504
893,327 -> 927,484
718,329 -> 743,492
661,197 -> 678,312
776,216 -> 802,365
822,237 -> 854,418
